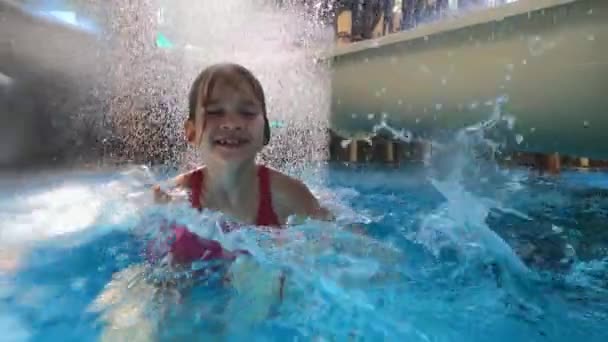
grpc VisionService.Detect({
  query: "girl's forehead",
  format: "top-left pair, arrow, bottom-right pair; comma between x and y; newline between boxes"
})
206,76 -> 259,104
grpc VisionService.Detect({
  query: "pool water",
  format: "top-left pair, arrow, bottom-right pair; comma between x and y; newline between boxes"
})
1,162 -> 607,341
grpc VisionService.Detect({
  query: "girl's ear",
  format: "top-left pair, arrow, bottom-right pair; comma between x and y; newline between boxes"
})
184,119 -> 196,144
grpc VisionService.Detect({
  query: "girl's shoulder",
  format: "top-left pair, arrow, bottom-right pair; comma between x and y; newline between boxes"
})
263,165 -> 333,221
173,165 -> 206,190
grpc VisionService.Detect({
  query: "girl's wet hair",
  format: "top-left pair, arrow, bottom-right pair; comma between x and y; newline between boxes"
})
188,63 -> 270,145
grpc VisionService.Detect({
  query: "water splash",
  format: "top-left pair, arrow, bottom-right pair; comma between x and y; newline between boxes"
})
3,1 -> 334,171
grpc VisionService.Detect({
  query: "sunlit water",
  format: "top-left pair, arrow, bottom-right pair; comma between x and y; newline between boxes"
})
1,160 -> 607,341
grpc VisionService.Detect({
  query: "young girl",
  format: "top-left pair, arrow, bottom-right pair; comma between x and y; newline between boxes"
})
150,62 -> 332,264
92,63 -> 333,340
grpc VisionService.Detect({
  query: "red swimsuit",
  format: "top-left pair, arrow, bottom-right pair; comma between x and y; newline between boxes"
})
147,165 -> 281,265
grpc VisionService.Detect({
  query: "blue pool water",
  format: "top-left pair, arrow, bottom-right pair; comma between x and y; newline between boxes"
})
1,162 -> 607,341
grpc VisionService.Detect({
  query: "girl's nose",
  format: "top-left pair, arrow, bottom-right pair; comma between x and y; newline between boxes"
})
219,112 -> 243,130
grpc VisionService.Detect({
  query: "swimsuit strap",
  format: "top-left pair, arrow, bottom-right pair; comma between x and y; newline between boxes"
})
256,165 -> 281,226
189,169 -> 204,210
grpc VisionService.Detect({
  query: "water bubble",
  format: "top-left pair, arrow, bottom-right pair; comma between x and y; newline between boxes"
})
441,78 -> 447,86
522,59 -> 527,65
351,113 -> 358,119
506,64 -> 515,71
381,112 -> 388,119
530,127 -> 536,133
515,134 -> 524,145
415,118 -> 420,124
470,102 -> 479,109
367,113 -> 375,120
588,9 -> 593,15
375,91 -> 382,97
564,244 -> 576,258
583,120 -> 590,127
587,34 -> 595,41
397,100 -> 403,106
70,278 -> 87,291
505,75 -> 512,81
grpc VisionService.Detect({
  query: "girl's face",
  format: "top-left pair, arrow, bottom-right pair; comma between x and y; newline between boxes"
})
186,77 -> 266,164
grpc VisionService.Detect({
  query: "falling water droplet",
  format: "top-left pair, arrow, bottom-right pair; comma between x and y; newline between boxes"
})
505,75 -> 512,81
583,120 -> 590,127
530,127 -> 536,133
351,113 -> 358,119
367,113 -> 375,120
504,116 -> 516,130
588,9 -> 593,15
341,139 -> 351,149
435,103 -> 443,111
397,99 -> 403,106
587,34 -> 595,41
441,78 -> 447,85
522,59 -> 527,65
515,134 -> 524,145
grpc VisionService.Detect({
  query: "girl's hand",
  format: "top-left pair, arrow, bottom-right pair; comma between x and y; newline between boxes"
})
152,185 -> 171,204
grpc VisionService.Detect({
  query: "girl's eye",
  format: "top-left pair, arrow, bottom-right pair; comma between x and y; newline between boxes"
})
239,108 -> 259,117
206,108 -> 225,116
